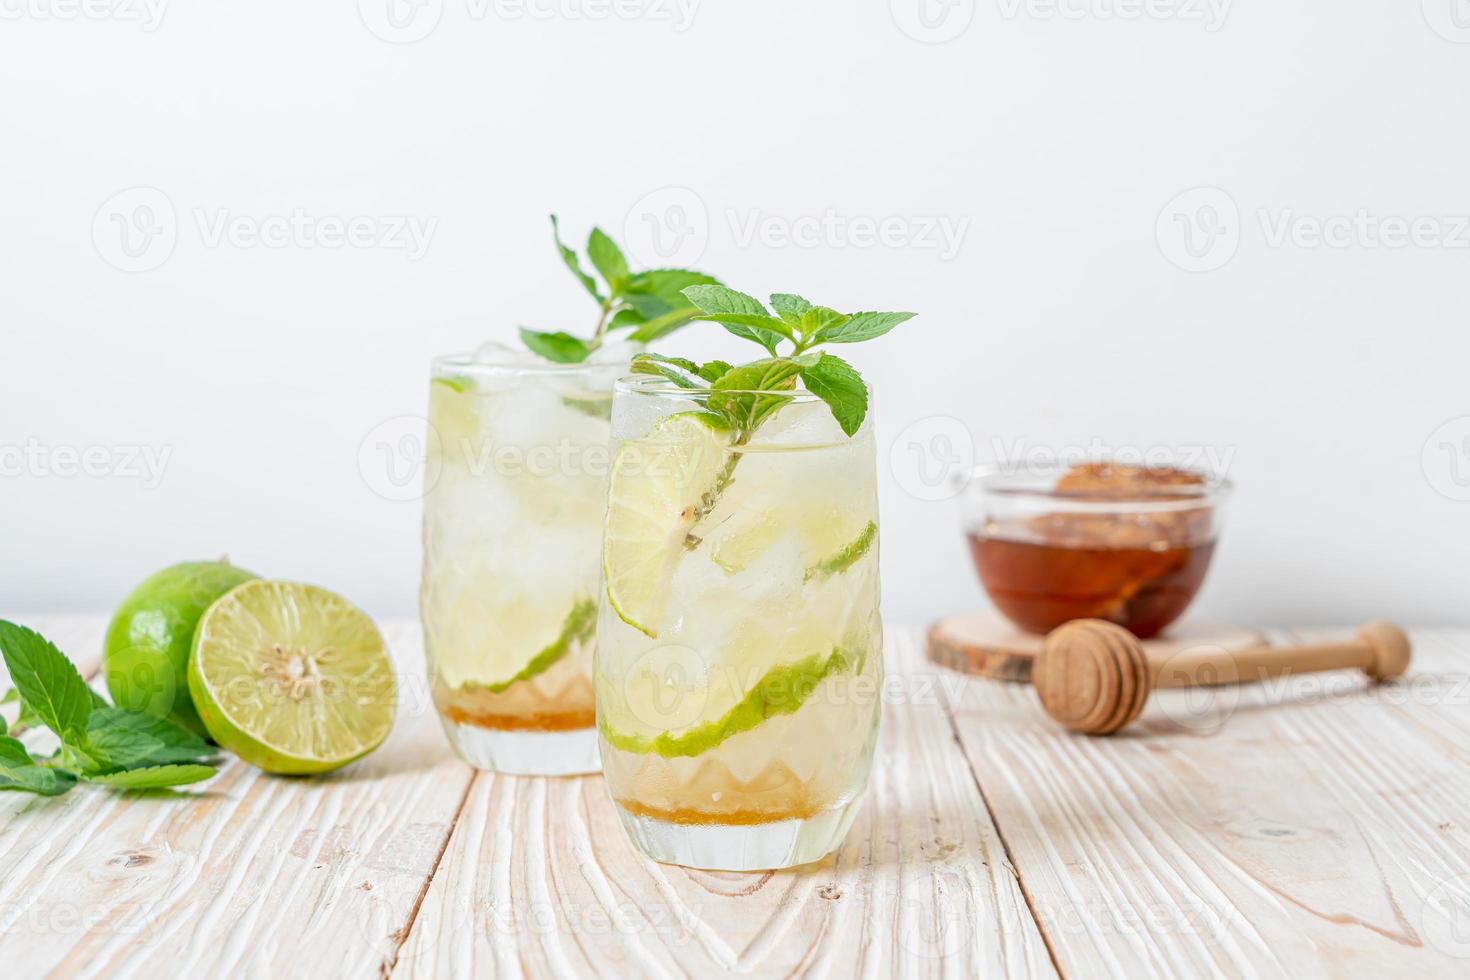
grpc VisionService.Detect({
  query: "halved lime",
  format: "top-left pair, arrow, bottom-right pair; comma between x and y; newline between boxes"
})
603,412 -> 731,638
187,580 -> 396,775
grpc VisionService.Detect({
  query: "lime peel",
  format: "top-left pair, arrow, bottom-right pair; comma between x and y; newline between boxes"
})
600,645 -> 863,758
468,598 -> 595,694
805,521 -> 878,582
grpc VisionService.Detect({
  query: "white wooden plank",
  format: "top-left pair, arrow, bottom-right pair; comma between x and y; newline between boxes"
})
945,626 -> 1470,979
393,628 -> 1054,979
0,619 -> 475,979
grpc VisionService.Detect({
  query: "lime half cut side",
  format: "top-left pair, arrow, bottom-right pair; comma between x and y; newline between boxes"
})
603,411 -> 731,638
188,580 -> 397,775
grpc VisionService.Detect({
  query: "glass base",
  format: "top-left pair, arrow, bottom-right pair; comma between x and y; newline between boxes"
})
438,717 -> 599,776
612,798 -> 863,871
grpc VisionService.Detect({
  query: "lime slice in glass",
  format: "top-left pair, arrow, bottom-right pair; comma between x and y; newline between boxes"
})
603,411 -> 731,638
187,580 -> 396,774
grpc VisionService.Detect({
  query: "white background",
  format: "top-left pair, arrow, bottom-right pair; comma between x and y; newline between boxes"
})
2,0 -> 1468,627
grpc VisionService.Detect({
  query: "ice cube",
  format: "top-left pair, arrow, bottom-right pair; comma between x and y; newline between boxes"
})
587,339 -> 641,365
474,340 -> 537,366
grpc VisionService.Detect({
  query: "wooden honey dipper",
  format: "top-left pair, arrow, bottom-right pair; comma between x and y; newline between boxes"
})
1033,619 -> 1411,735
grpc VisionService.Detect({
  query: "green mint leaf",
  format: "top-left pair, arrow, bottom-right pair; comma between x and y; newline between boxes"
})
769,293 -> 812,318
709,356 -> 809,430
682,284 -> 770,318
710,320 -> 789,356
607,308 -> 645,331
82,764 -> 216,790
630,353 -> 708,390
0,736 -> 75,796
697,360 -> 733,382
549,214 -> 603,301
628,306 -> 702,343
800,352 -> 869,437
797,306 -> 850,340
586,227 -> 629,290
624,292 -> 675,320
84,707 -> 216,771
519,328 -> 593,363
627,269 -> 718,305
0,621 -> 93,745
813,310 -> 915,344
681,284 -> 794,353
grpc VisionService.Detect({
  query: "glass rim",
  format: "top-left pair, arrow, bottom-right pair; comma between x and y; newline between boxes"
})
431,351 -> 629,377
614,373 -> 826,402
961,460 -> 1234,514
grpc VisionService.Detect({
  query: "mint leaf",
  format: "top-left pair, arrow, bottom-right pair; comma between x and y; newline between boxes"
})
799,353 -> 869,437
519,328 -> 592,363
0,621 -> 93,745
814,310 -> 915,344
798,306 -> 850,339
628,306 -> 702,343
550,214 -> 602,301
697,360 -> 733,382
630,353 -> 708,389
682,285 -> 793,354
607,308 -> 645,331
84,707 -> 216,771
709,356 -> 810,430
627,269 -> 718,304
82,764 -> 216,790
586,227 -> 629,289
683,284 -> 770,318
769,293 -> 812,319
0,736 -> 75,796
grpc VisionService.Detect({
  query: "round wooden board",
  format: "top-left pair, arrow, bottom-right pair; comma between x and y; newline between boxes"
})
926,612 -> 1269,683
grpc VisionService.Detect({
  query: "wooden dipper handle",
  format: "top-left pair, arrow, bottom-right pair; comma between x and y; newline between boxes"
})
1033,619 -> 1411,736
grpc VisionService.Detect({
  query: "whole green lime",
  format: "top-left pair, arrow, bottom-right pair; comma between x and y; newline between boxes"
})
105,560 -> 258,736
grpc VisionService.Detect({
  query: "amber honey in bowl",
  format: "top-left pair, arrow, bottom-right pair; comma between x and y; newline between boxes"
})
962,462 -> 1230,639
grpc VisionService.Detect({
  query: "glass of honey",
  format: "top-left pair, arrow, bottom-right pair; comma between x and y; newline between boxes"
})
961,461 -> 1232,639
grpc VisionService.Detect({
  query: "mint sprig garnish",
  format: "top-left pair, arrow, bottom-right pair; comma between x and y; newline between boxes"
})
0,620 -> 219,795
631,284 -> 915,438
519,216 -> 720,363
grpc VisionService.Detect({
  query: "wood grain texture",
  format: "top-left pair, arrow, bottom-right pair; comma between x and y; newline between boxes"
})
393,629 -> 1054,979
944,626 -> 1470,979
0,617 -> 475,980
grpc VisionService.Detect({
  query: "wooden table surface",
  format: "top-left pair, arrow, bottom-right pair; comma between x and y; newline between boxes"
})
2,616 -> 1468,979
